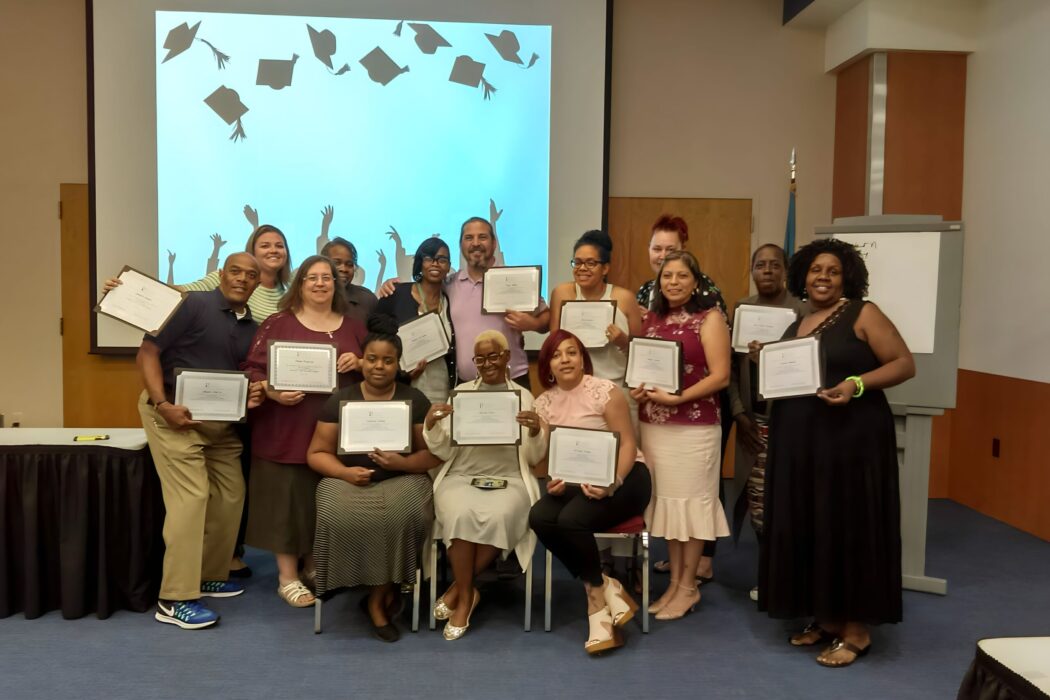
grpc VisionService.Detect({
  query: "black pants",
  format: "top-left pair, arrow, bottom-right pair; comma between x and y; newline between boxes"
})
529,462 -> 651,587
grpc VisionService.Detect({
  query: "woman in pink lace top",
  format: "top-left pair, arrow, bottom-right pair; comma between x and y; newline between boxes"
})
630,250 -> 731,622
529,330 -> 651,655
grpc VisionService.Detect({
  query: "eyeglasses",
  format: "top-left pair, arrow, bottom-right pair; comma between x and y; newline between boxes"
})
472,351 -> 507,366
570,258 -> 603,270
304,274 -> 334,284
422,255 -> 451,266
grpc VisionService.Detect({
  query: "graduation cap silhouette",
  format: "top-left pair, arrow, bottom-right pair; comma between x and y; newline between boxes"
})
307,25 -> 350,75
204,86 -> 248,142
408,23 -> 451,54
449,55 -> 496,100
161,21 -> 230,69
257,54 -> 299,90
359,47 -> 409,86
486,30 -> 539,69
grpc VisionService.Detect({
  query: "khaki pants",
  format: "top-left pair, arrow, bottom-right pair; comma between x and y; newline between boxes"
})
138,391 -> 245,601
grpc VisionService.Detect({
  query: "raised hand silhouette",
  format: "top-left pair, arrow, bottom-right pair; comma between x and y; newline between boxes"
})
317,205 -> 334,254
205,232 -> 227,274
374,249 -> 388,294
243,204 -> 259,229
166,249 -> 176,285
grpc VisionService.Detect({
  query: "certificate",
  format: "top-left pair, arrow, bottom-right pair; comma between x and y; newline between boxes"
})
625,337 -> 682,394
398,312 -> 451,371
758,336 -> 824,400
548,426 -> 619,487
481,266 -> 542,314
268,341 -> 337,393
450,389 -> 521,446
731,304 -> 799,353
339,400 -> 412,454
173,369 -> 249,422
95,266 -> 187,335
560,300 -> 617,348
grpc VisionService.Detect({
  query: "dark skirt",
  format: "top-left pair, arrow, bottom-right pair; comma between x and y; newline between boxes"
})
313,474 -> 433,594
758,390 -> 903,625
245,457 -> 320,556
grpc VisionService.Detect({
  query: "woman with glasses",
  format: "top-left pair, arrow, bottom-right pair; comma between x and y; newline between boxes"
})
549,230 -> 642,399
374,238 -> 457,405
240,255 -> 366,608
423,330 -> 547,640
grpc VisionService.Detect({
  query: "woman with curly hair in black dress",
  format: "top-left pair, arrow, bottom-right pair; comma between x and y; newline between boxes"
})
758,238 -> 915,668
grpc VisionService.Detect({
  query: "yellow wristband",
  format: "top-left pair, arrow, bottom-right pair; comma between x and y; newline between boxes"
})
845,375 -> 864,398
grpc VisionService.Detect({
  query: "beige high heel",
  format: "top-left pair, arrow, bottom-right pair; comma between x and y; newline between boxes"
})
648,579 -> 679,614
584,606 -> 623,654
655,583 -> 701,621
602,574 -> 639,627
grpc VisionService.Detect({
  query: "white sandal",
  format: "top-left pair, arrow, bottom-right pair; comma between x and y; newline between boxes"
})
585,607 -> 623,654
278,579 -> 315,608
602,574 -> 638,627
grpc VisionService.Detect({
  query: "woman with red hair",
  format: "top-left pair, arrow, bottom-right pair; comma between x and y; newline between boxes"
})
528,330 -> 651,654
636,215 -> 726,316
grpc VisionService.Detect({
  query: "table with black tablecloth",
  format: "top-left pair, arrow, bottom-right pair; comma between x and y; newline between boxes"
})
958,637 -> 1050,700
0,428 -> 164,619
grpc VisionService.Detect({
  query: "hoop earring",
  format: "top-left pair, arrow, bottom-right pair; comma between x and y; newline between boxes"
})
548,373 -> 555,384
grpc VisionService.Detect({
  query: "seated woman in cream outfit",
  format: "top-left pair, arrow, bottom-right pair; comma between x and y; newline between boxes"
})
423,330 -> 548,641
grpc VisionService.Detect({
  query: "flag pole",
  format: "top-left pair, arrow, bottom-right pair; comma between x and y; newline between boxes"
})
785,148 -> 797,255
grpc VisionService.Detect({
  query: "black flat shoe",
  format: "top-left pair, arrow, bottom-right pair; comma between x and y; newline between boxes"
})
228,566 -> 252,579
360,595 -> 400,643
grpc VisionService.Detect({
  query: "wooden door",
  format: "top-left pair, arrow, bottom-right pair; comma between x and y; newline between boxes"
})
60,183 -> 141,427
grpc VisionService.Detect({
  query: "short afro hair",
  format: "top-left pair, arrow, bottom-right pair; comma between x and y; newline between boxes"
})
787,238 -> 869,300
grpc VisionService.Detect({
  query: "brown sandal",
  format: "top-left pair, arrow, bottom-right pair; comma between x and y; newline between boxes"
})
790,622 -> 834,646
816,638 -> 870,667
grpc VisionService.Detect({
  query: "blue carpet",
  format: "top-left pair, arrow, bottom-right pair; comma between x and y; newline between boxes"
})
2,498 -> 1048,699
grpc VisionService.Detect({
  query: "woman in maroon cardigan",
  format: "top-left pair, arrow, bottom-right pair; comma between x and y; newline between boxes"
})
241,255 -> 366,607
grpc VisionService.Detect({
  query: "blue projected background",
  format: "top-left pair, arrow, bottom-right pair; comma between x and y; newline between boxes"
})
155,11 -> 551,290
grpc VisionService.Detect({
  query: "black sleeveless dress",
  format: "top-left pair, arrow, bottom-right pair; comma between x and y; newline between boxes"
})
758,300 -> 902,624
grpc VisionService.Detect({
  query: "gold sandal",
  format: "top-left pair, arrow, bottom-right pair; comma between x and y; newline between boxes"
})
816,638 -> 870,667
790,622 -> 834,646
277,579 -> 315,608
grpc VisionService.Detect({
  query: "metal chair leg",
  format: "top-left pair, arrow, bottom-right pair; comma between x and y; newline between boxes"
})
313,597 -> 322,634
412,567 -> 421,632
524,555 -> 533,632
429,540 -> 438,630
641,532 -> 650,633
544,549 -> 552,632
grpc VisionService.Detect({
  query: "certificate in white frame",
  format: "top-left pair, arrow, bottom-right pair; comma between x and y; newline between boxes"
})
758,336 -> 824,400
625,337 -> 682,394
548,425 -> 619,487
398,312 -> 451,372
559,300 -> 617,348
173,368 -> 249,423
481,265 -> 542,314
339,400 -> 413,455
95,265 -> 187,335
268,340 -> 337,393
731,304 -> 799,353
450,389 -> 522,446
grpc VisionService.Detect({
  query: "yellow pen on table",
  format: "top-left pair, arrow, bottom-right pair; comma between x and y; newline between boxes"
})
73,434 -> 110,442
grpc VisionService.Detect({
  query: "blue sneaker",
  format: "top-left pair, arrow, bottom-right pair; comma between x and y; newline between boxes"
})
155,600 -> 219,629
200,580 -> 245,598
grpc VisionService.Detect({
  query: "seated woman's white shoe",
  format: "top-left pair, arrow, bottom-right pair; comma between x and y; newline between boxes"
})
602,574 -> 639,627
442,590 -> 479,641
585,606 -> 623,655
433,595 -> 454,621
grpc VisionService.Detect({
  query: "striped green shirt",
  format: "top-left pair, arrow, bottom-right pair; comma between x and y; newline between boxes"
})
179,270 -> 286,321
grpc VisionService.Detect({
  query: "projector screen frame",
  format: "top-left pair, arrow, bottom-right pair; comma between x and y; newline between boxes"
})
85,0 -> 615,354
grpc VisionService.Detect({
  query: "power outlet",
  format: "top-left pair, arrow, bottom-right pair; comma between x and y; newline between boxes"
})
11,412 -> 23,428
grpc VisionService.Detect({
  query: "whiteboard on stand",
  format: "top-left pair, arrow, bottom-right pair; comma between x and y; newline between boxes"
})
834,231 -> 941,354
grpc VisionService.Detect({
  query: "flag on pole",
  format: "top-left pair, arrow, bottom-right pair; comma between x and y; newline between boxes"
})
784,148 -> 797,255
